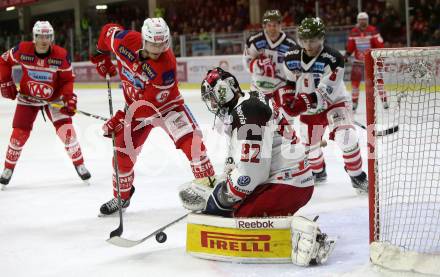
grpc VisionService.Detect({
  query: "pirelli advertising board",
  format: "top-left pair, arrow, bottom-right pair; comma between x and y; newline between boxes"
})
186,213 -> 293,263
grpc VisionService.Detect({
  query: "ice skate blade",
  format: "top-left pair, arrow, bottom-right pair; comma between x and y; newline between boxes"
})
1,184 -> 6,191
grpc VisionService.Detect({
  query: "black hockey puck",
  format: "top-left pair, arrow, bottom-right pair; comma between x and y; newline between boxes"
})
155,231 -> 167,243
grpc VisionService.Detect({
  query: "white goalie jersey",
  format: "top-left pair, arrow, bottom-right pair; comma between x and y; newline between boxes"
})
244,31 -> 297,94
283,45 -> 350,114
223,91 -> 313,199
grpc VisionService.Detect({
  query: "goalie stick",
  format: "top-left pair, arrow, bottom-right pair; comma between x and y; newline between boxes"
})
354,120 -> 398,137
107,212 -> 190,248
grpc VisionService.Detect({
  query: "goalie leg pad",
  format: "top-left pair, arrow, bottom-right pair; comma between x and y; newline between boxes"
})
291,216 -> 335,266
179,178 -> 214,211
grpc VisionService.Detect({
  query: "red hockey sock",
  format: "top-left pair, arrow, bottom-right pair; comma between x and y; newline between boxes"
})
113,170 -> 134,200
344,148 -> 363,177
54,121 -> 84,166
5,128 -> 30,169
178,133 -> 215,178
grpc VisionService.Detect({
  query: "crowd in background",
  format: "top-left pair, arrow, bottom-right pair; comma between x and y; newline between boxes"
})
0,0 -> 439,60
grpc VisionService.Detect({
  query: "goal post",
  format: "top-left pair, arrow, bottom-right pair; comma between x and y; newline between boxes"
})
365,47 -> 440,275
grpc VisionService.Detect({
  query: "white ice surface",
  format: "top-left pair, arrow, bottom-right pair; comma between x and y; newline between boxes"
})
0,88 -> 420,277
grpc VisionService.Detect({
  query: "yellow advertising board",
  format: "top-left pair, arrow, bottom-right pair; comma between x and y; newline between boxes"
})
186,215 -> 294,263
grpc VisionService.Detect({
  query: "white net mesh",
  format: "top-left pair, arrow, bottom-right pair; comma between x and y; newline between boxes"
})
371,48 -> 440,255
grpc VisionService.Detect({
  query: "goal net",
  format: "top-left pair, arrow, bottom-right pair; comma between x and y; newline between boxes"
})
365,47 -> 440,275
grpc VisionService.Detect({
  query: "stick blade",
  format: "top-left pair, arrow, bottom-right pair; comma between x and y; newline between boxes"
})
106,236 -> 142,248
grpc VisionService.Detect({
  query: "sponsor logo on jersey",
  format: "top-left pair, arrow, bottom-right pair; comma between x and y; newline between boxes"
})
47,58 -> 62,66
28,70 -> 53,82
236,106 -> 246,124
162,70 -> 175,86
19,54 -> 35,62
255,40 -> 267,49
300,175 -> 314,184
106,26 -> 120,38
312,62 -> 325,73
237,175 -> 251,186
236,220 -> 274,229
278,44 -> 290,53
118,45 -> 136,62
286,49 -> 300,55
121,80 -> 142,101
321,52 -> 336,63
326,85 -> 333,94
27,81 -> 54,99
142,63 -> 157,80
286,60 -> 301,70
121,67 -> 144,89
155,90 -> 170,103
201,231 -> 271,252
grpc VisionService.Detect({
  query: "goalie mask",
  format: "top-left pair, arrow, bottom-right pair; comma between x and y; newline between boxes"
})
141,17 -> 170,55
201,67 -> 241,119
32,21 -> 54,43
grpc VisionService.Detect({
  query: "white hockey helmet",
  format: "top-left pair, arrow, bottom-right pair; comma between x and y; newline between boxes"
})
201,67 -> 241,119
32,21 -> 54,42
357,12 -> 369,21
141,17 -> 170,54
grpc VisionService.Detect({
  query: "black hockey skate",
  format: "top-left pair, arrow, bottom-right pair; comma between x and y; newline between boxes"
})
99,186 -> 135,216
75,164 -> 91,182
313,166 -> 327,184
0,168 -> 13,189
350,171 -> 368,194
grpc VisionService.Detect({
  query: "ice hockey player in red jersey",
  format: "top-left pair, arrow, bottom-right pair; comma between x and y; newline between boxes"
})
91,18 -> 215,215
345,12 -> 386,111
0,21 -> 91,187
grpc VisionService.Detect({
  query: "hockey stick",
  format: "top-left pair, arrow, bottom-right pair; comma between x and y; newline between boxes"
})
354,120 -> 399,137
49,103 -> 108,121
18,94 -> 108,121
106,75 -> 125,239
107,212 -> 190,248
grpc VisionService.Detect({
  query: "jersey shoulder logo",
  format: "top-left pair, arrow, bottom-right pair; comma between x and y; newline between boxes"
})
47,58 -> 62,66
118,45 -> 136,62
321,52 -> 336,63
142,63 -> 157,80
19,54 -> 35,62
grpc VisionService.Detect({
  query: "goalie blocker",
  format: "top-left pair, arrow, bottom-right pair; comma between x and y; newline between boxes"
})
186,213 -> 335,265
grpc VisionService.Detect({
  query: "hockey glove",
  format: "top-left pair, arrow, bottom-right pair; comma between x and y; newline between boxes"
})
0,80 -> 18,100
59,93 -> 77,116
250,54 -> 276,78
283,93 -> 317,117
204,181 -> 234,217
273,85 -> 296,107
103,110 -> 126,138
90,52 -> 117,78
